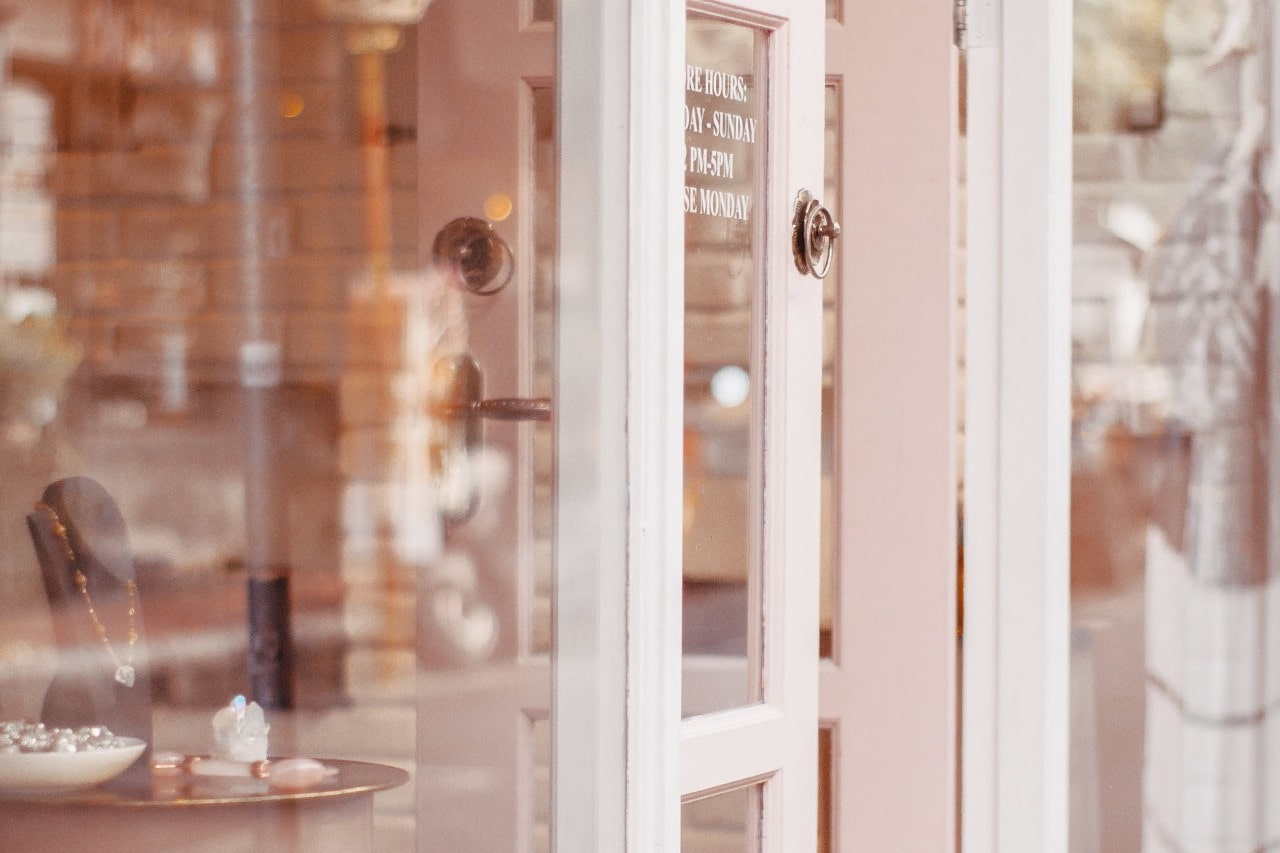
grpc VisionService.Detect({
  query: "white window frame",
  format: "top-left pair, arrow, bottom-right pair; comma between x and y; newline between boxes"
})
553,1 -> 683,849
961,0 -> 1073,850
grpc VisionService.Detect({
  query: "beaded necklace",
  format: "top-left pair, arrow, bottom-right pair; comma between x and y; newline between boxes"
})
34,501 -> 138,687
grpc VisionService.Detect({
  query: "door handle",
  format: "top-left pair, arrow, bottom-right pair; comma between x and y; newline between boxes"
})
433,354 -> 550,431
431,354 -> 550,522
792,189 -> 842,279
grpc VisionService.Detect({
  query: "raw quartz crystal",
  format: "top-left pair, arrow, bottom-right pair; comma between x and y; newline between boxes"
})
212,695 -> 269,762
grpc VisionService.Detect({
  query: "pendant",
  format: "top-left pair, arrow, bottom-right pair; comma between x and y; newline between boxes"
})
114,665 -> 136,687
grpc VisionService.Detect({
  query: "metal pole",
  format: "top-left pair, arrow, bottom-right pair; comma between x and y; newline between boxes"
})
231,0 -> 293,710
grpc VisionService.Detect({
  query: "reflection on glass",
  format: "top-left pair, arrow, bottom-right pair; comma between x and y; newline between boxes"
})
682,14 -> 765,717
532,86 -> 556,655
820,82 -> 840,660
530,715 -> 551,853
532,0 -> 555,24
1068,2 -> 1278,850
0,3 -> 425,846
682,783 -> 763,851
819,725 -> 834,852
0,0 -> 556,848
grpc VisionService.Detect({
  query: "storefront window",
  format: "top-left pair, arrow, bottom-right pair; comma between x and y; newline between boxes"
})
0,0 -> 551,848
1067,0 -> 1280,848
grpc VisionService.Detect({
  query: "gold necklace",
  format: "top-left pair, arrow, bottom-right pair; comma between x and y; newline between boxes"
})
35,501 -> 139,688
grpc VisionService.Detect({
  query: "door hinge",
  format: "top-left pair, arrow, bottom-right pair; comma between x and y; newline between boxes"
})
954,0 -> 999,50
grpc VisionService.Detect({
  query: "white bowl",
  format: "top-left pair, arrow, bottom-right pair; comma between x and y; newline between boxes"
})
0,738 -> 146,792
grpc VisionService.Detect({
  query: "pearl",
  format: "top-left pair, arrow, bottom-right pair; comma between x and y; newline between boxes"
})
0,721 -> 126,753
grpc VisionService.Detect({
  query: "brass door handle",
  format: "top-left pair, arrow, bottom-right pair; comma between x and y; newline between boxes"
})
433,355 -> 551,430
466,398 -> 551,422
431,354 -> 550,522
792,189 -> 842,279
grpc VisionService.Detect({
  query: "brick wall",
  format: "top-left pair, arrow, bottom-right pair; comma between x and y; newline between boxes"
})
3,1 -> 420,845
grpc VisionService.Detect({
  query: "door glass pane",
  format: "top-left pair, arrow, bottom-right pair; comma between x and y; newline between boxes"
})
682,13 -> 767,716
682,783 -> 763,851
0,1 -> 554,850
1067,1 -> 1276,848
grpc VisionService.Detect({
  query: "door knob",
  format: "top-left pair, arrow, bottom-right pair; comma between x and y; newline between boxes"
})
432,217 -> 515,296
792,189 -> 842,279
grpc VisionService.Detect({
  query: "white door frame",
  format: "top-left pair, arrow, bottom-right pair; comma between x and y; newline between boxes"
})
555,0 -> 823,849
554,1 -> 688,849
961,0 -> 1073,850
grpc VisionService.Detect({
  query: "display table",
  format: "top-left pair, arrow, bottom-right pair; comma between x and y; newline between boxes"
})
0,758 -> 408,853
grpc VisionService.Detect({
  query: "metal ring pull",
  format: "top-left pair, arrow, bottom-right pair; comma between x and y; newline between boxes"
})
792,190 -> 842,279
432,217 -> 516,296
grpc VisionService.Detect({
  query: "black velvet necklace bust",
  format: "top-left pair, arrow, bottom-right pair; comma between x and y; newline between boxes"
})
26,477 -> 152,772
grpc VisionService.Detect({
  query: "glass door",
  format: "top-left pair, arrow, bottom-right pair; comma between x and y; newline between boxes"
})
679,0 -> 826,849
0,0 -> 824,848
414,2 -> 553,849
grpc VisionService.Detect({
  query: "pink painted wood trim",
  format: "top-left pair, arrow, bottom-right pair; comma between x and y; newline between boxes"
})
822,0 -> 959,849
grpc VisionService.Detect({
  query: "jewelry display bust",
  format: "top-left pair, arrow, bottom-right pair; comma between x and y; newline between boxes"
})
25,477 -> 152,776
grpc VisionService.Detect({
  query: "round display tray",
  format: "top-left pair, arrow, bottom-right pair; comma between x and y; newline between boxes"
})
0,739 -> 147,793
0,757 -> 408,807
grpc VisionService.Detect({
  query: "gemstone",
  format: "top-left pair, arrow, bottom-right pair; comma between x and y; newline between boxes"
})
268,758 -> 329,791
114,665 -> 136,687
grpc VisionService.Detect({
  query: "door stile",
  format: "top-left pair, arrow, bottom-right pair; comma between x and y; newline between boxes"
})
818,0 -> 960,850
553,1 -> 632,849
761,6 -> 823,851
553,1 -> 686,851
624,0 -> 686,850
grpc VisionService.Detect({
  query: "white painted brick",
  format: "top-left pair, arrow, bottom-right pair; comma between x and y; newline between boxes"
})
1145,527 -> 1188,697
1072,244 -> 1136,300
1267,577 -> 1280,707
1164,55 -> 1212,117
1265,713 -> 1280,840
1164,0 -> 1222,56
1074,134 -> 1127,182
1073,298 -> 1111,363
1140,117 -> 1219,182
1143,685 -> 1183,833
